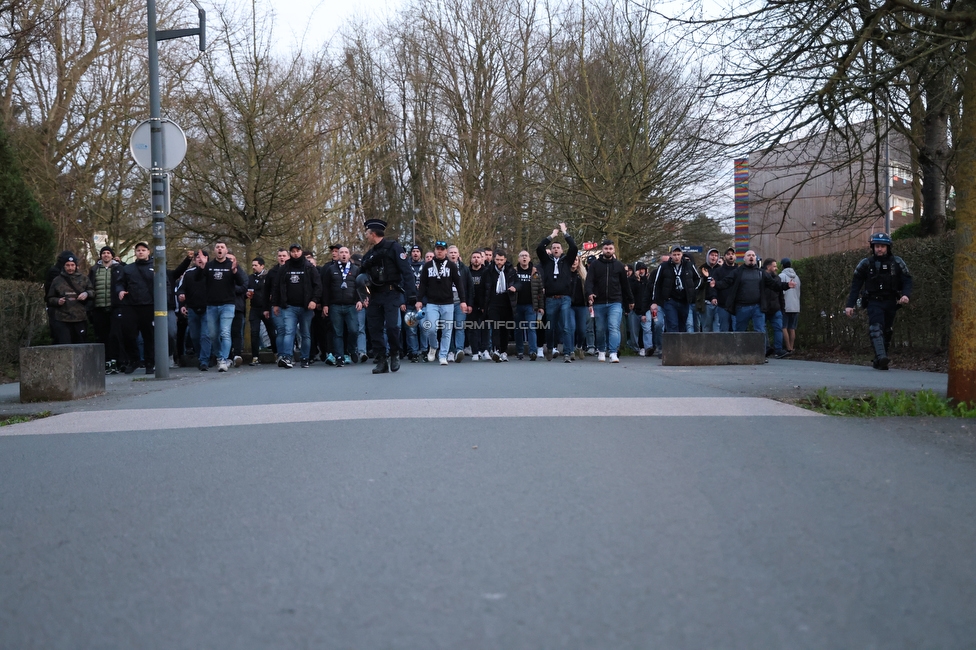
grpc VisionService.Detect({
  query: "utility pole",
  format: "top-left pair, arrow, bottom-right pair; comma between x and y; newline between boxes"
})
145,0 -> 205,379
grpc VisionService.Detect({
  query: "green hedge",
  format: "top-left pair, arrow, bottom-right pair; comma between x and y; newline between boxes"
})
0,280 -> 49,371
792,235 -> 952,350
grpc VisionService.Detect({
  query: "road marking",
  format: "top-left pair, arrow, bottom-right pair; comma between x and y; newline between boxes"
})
0,397 -> 819,437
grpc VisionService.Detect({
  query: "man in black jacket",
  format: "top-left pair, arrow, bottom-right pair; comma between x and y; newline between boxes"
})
584,239 -> 634,363
536,222 -> 578,360
650,245 -> 702,337
405,244 -> 425,361
447,245 -> 473,361
359,219 -> 416,374
195,241 -> 246,372
714,249 -> 794,341
484,250 -> 517,362
177,249 -> 210,368
247,256 -> 276,365
322,246 -> 362,367
272,243 -> 322,369
117,242 -> 156,374
416,241 -> 467,365
712,247 -> 739,332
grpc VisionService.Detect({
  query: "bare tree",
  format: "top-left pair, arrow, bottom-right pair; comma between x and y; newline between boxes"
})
659,0 -> 976,402
537,0 -> 727,262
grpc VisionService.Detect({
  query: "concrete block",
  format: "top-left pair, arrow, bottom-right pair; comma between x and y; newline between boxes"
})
20,344 -> 106,402
661,332 -> 766,366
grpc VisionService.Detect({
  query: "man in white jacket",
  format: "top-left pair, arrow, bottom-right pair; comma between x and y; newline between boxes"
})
779,258 -> 801,356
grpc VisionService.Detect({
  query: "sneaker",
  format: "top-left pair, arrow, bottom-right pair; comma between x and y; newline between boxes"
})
301,358 -> 310,368
169,358 -> 178,369
598,351 -> 606,362
360,353 -> 369,363
638,347 -> 646,357
427,348 -> 437,363
218,360 -> 228,372
575,348 -> 584,360
517,353 -> 524,360
439,358 -> 448,366
544,347 -> 553,361
145,365 -> 155,374
782,350 -> 794,358
277,357 -> 287,368
480,351 -> 490,361
564,355 -> 572,363
501,352 -> 508,362
464,346 -> 473,356
250,358 -> 260,366
199,364 -> 208,371
233,355 -> 243,367
587,346 -> 596,356
455,350 -> 464,363
491,350 -> 501,362
536,347 -> 544,359
343,355 -> 352,364
774,350 -> 788,359
553,349 -> 562,358
529,352 -> 537,361
335,356 -> 344,367
326,353 -> 336,366
609,352 -> 619,363
282,357 -> 294,369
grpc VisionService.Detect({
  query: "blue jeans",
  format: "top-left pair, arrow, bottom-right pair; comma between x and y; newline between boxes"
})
734,304 -> 765,339
545,296 -> 572,352
331,304 -> 359,358
514,303 -> 538,354
639,310 -> 654,348
425,303 -> 455,360
281,305 -> 313,361
592,302 -> 623,353
662,300 -> 690,337
452,303 -> 466,352
357,308 -> 367,355
767,309 -> 784,353
717,306 -> 736,332
702,302 -> 720,332
185,309 -> 208,357
272,310 -> 286,356
570,306 -> 590,349
202,303 -> 235,363
626,311 -> 642,351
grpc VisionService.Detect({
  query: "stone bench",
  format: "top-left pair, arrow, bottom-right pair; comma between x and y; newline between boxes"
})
20,343 -> 106,402
661,332 -> 766,366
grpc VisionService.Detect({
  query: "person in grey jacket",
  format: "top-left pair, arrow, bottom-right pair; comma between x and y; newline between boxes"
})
779,258 -> 801,356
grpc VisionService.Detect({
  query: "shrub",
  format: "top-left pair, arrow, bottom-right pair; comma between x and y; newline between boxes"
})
792,234 -> 952,351
0,280 -> 48,372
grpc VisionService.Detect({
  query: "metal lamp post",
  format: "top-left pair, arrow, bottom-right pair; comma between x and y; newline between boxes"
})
144,0 -> 205,379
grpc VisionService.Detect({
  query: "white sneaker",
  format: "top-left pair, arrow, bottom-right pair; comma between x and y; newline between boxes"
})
233,355 -> 243,367
598,351 -> 606,362
610,352 -> 619,363
427,348 -> 436,362
491,350 -> 501,362
464,346 -> 473,356
481,351 -> 491,361
536,347 -> 545,358
217,359 -> 228,372
500,352 -> 508,362
638,347 -> 646,357
455,350 -> 464,363
439,358 -> 448,366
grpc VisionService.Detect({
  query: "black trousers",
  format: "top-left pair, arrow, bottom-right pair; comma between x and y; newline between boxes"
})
249,307 -> 277,356
90,306 -> 122,361
121,304 -> 154,367
51,319 -> 87,345
366,290 -> 403,358
231,309 -> 245,357
490,301 -> 514,352
866,299 -> 898,353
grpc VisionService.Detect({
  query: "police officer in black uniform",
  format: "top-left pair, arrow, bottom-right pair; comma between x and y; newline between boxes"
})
359,218 -> 416,374
845,232 -> 913,370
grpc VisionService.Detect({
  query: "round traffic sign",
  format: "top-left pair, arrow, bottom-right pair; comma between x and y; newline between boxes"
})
129,119 -> 187,171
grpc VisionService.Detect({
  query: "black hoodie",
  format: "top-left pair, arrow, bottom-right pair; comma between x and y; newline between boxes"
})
418,258 -> 466,305
584,255 -> 634,305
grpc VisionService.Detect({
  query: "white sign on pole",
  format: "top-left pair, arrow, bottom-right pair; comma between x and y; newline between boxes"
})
129,119 -> 187,171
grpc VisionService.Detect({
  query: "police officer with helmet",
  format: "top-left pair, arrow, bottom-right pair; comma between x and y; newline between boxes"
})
360,218 -> 417,374
844,232 -> 913,370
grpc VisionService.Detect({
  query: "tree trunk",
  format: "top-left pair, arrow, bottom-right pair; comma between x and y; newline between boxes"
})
919,81 -> 949,235
947,39 -> 976,405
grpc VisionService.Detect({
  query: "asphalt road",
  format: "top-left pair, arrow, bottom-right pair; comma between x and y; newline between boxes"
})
1,357 -> 974,648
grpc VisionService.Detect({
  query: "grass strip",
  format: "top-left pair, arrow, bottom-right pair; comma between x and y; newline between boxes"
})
802,388 -> 976,417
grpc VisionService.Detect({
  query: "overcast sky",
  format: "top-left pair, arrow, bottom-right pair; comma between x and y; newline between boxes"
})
260,0 -> 401,52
